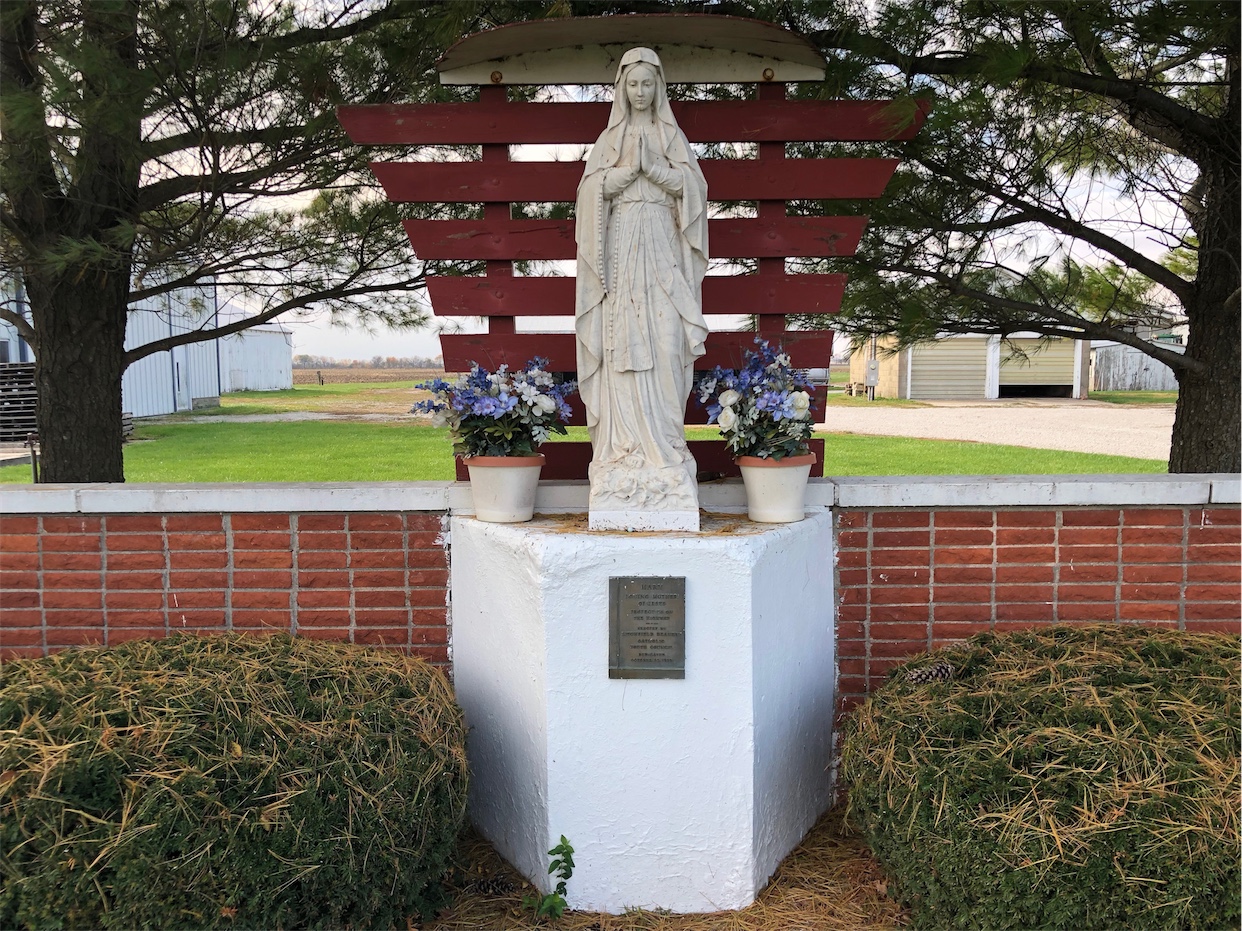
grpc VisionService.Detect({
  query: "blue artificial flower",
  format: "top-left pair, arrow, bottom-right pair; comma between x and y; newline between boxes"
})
694,337 -> 815,459
411,360 -> 576,456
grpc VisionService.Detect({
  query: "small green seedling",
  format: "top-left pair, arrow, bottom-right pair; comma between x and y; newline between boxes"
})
523,835 -> 574,920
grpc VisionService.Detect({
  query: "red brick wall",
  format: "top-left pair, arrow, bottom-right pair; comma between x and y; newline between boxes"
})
5,502 -> 1238,699
0,512 -> 450,665
835,505 -> 1242,712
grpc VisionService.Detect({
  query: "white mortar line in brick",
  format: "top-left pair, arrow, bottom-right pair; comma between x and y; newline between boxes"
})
1112,513 -> 1124,621
1179,508 -> 1191,631
926,512 -> 936,648
161,515 -> 173,637
864,512 -> 873,695
405,514 -> 415,652
989,511 -> 999,634
223,514 -> 235,631
1053,511 -> 1063,623
98,516 -> 110,646
38,517 -> 47,653
289,514 -> 300,636
346,514 -> 357,646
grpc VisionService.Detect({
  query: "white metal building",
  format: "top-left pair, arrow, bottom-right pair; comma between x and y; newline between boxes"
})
1,278 -> 293,418
123,285 -> 223,416
1092,341 -> 1184,391
218,326 -> 294,392
0,279 -> 34,365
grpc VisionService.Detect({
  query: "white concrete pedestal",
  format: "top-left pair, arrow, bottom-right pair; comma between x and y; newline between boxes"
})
450,511 -> 836,913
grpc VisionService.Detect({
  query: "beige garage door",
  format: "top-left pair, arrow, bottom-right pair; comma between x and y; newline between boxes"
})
908,338 -> 989,399
1000,338 -> 1074,386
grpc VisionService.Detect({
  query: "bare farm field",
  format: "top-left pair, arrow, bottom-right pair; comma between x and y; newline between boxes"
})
210,378 -> 440,420
292,366 -> 443,385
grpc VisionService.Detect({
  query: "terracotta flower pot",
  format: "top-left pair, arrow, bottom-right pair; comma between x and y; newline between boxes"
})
735,452 -> 816,523
463,454 -> 545,523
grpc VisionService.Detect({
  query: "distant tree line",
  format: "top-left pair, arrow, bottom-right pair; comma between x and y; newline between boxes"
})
293,354 -> 443,369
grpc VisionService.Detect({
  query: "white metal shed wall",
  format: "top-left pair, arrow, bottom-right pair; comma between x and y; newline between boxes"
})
0,280 -> 32,363
219,328 -> 293,392
908,338 -> 989,398
122,286 -> 221,416
0,319 -> 19,364
123,309 -> 178,417
1093,343 -> 1182,391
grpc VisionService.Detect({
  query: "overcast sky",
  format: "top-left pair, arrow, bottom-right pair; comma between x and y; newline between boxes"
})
285,310 -> 448,360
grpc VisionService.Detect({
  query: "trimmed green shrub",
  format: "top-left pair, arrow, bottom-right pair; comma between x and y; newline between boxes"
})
840,624 -> 1240,931
0,634 -> 469,930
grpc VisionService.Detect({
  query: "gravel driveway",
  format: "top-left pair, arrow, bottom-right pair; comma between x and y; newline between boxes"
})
819,399 -> 1173,461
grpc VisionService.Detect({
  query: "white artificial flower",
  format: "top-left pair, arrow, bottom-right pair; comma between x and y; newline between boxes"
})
791,391 -> 811,418
775,353 -> 791,367
534,395 -> 557,414
718,407 -> 738,431
718,388 -> 741,407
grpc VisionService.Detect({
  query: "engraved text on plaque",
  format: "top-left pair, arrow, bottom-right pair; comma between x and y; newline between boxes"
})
608,576 -> 686,679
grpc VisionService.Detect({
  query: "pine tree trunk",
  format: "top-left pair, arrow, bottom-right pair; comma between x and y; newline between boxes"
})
1169,155 -> 1241,474
28,268 -> 130,483
1171,302 -> 1241,474
5,1 -> 142,484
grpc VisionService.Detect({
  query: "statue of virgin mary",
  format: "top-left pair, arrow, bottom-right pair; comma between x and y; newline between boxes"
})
575,47 -> 709,531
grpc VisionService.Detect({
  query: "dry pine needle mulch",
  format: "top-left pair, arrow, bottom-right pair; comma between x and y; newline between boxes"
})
425,807 -> 905,931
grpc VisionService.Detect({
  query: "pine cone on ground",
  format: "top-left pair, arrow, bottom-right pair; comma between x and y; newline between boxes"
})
906,660 -> 954,684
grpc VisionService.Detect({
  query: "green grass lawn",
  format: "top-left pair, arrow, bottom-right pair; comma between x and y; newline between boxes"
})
0,421 -> 1165,484
822,391 -> 928,408
1089,390 -> 1177,405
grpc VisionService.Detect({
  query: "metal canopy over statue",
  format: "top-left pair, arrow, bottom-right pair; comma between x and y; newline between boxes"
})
575,48 -> 709,531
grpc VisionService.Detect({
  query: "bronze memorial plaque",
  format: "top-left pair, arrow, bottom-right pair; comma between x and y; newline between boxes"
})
609,576 -> 686,679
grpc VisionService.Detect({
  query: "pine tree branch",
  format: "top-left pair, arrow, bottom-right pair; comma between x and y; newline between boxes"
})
914,154 -> 1195,301
123,274 -> 426,367
805,25 -> 1217,157
0,0 -> 65,231
142,121 -> 326,162
233,2 -> 417,57
136,146 -> 342,211
1053,4 -> 1119,82
70,2 -> 143,230
872,259 -> 1202,375
0,304 -> 37,349
0,204 -> 37,253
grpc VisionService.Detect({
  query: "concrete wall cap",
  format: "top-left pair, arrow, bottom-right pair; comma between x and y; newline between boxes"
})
1,474 -> 1233,515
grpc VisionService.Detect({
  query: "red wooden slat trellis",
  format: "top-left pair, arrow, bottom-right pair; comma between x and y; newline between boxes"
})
337,99 -> 929,145
339,76 -> 924,481
370,158 -> 899,203
403,217 -> 868,261
437,331 -> 835,376
424,275 -> 848,317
